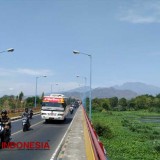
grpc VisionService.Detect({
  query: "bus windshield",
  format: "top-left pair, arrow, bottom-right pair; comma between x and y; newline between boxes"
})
42,102 -> 66,108
42,102 -> 62,107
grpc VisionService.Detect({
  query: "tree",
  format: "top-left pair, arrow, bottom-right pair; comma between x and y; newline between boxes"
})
25,97 -> 35,107
156,93 -> 160,98
153,98 -> 160,108
118,98 -> 127,107
41,92 -> 44,99
102,101 -> 110,111
19,91 -> 24,101
134,96 -> 147,110
100,98 -> 110,110
127,99 -> 136,110
109,97 -> 118,109
86,97 -> 90,113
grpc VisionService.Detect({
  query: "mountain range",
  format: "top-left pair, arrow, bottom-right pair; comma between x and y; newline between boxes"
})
113,82 -> 160,95
62,82 -> 160,99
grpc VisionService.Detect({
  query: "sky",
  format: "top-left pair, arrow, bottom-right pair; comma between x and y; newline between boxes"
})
0,0 -> 160,97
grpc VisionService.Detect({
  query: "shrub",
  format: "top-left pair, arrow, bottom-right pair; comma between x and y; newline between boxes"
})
121,118 -> 132,128
92,103 -> 103,112
101,109 -> 107,113
93,121 -> 113,139
154,145 -> 160,152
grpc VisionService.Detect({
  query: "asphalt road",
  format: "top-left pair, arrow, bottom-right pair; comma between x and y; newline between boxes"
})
0,109 -> 77,160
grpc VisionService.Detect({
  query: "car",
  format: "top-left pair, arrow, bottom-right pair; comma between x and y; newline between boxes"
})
74,101 -> 79,108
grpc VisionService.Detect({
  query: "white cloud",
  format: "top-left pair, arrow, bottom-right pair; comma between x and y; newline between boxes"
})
120,12 -> 158,24
119,1 -> 160,24
0,68 -> 53,76
0,80 -> 80,97
52,82 -> 79,91
17,68 -> 53,76
0,67 -> 80,96
0,68 -> 16,76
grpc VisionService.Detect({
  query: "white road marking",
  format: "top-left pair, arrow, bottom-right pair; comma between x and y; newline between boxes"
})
12,114 -> 40,123
11,120 -> 44,136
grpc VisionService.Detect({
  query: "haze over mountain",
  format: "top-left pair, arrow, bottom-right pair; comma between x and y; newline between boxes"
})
62,86 -> 137,99
113,82 -> 160,95
91,87 -> 137,99
66,86 -> 90,93
48,82 -> 160,100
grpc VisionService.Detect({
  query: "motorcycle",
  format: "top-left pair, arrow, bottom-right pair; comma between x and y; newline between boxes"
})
69,106 -> 74,114
0,123 -> 10,148
0,124 -> 4,148
29,110 -> 33,119
22,116 -> 30,132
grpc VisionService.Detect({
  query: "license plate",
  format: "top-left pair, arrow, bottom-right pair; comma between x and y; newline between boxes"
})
51,113 -> 56,116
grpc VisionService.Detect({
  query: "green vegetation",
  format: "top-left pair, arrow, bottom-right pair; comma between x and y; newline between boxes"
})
0,91 -> 77,116
0,92 -> 43,111
92,111 -> 160,160
85,95 -> 160,160
86,94 -> 160,113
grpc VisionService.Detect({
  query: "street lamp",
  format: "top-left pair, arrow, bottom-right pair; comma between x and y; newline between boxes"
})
76,75 -> 87,109
35,75 -> 47,108
0,48 -> 14,53
76,75 -> 87,86
73,50 -> 92,120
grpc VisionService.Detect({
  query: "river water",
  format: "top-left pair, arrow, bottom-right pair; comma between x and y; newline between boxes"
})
140,116 -> 160,123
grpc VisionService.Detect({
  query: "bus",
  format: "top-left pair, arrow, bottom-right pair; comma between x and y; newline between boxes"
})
41,94 -> 69,122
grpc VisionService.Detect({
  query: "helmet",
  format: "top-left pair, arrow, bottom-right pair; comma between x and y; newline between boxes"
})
1,110 -> 7,115
25,108 -> 28,112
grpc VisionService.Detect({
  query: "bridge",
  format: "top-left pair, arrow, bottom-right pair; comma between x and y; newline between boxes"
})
0,106 -> 107,160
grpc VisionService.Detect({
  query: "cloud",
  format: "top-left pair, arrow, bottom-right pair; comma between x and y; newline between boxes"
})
17,68 -> 53,76
0,81 -> 80,97
119,1 -> 160,24
0,68 -> 53,76
51,82 -> 79,91
0,68 -> 16,76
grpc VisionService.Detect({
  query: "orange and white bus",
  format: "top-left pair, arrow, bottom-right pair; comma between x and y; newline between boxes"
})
41,94 -> 69,122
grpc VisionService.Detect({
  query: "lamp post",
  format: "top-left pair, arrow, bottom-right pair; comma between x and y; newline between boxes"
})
0,48 -> 14,53
76,75 -> 87,88
73,50 -> 92,120
35,75 -> 47,108
76,75 -> 87,109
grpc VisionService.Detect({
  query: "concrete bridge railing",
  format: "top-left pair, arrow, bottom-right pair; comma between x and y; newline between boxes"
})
55,105 -> 108,160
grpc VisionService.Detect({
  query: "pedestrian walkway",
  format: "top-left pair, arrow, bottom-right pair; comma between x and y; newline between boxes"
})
56,106 -> 95,160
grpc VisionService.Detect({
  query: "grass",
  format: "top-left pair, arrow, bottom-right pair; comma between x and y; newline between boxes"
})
92,110 -> 160,160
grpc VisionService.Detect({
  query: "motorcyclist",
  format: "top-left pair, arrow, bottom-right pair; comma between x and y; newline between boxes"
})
22,108 -> 30,126
69,104 -> 74,114
29,109 -> 33,119
0,110 -> 11,140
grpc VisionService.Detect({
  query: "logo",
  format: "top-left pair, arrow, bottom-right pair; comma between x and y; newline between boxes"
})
2,141 -> 50,150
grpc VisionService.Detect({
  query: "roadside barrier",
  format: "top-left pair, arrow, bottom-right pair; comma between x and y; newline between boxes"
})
10,112 -> 40,121
83,107 -> 107,160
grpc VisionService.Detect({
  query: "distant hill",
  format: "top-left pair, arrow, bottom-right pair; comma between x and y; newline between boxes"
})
62,86 -> 137,99
66,86 -> 90,93
91,87 -> 137,99
45,82 -> 160,100
63,91 -> 85,99
113,82 -> 160,95
32,82 -> 160,100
